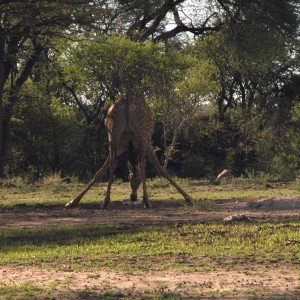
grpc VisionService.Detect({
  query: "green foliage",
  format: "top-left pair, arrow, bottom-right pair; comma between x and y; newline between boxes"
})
61,36 -> 173,97
2,1 -> 300,180
0,0 -> 107,176
10,80 -> 85,176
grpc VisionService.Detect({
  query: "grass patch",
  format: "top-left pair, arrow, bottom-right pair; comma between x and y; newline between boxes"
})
1,222 -> 300,271
0,177 -> 298,209
0,281 -> 134,299
0,281 -> 45,299
182,198 -> 216,211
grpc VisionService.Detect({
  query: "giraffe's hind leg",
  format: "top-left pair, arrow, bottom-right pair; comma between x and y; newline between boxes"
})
65,156 -> 110,208
146,146 -> 193,206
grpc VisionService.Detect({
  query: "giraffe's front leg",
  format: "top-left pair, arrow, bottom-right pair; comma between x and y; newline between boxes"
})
142,182 -> 151,208
65,156 -> 110,208
130,189 -> 138,202
146,146 -> 193,206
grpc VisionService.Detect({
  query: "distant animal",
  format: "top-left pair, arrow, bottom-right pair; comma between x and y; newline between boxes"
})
215,169 -> 233,183
65,92 -> 193,209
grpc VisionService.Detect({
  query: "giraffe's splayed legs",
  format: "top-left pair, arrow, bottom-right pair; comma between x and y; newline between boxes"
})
66,94 -> 193,209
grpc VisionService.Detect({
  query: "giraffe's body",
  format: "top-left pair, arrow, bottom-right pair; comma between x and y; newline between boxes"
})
106,95 -> 153,151
66,93 -> 192,209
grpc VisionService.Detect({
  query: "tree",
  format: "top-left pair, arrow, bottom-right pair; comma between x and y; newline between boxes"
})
151,48 -> 219,168
8,44 -> 108,178
11,82 -> 84,176
2,0 -> 300,178
195,0 -> 300,120
102,0 -> 221,41
0,0 -> 104,176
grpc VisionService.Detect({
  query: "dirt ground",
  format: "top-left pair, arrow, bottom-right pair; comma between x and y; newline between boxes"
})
1,196 -> 300,228
1,196 -> 300,299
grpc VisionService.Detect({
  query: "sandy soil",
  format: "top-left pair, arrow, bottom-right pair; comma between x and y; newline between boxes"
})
1,264 -> 300,299
1,196 -> 300,298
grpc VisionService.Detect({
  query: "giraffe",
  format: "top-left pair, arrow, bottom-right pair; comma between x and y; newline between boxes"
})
65,92 -> 193,209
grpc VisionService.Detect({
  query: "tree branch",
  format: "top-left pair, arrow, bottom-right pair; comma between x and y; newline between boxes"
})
140,0 -> 185,40
14,38 -> 44,90
154,23 -> 222,41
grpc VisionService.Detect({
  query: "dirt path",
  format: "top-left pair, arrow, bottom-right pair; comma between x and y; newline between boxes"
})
1,264 -> 300,299
1,196 -> 300,228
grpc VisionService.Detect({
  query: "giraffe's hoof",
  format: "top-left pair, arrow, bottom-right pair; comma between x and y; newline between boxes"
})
185,197 -> 193,206
101,203 -> 109,209
143,201 -> 152,209
65,201 -> 77,208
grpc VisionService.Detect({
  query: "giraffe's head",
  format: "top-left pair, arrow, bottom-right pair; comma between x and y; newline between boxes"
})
128,165 -> 142,193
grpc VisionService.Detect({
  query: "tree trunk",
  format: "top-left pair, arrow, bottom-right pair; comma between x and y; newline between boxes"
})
0,34 -> 6,177
0,90 -> 15,177
0,116 -> 10,177
163,115 -> 188,168
0,91 -> 5,177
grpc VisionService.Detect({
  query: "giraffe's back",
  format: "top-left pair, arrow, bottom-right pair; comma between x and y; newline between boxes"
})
105,96 -> 153,152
